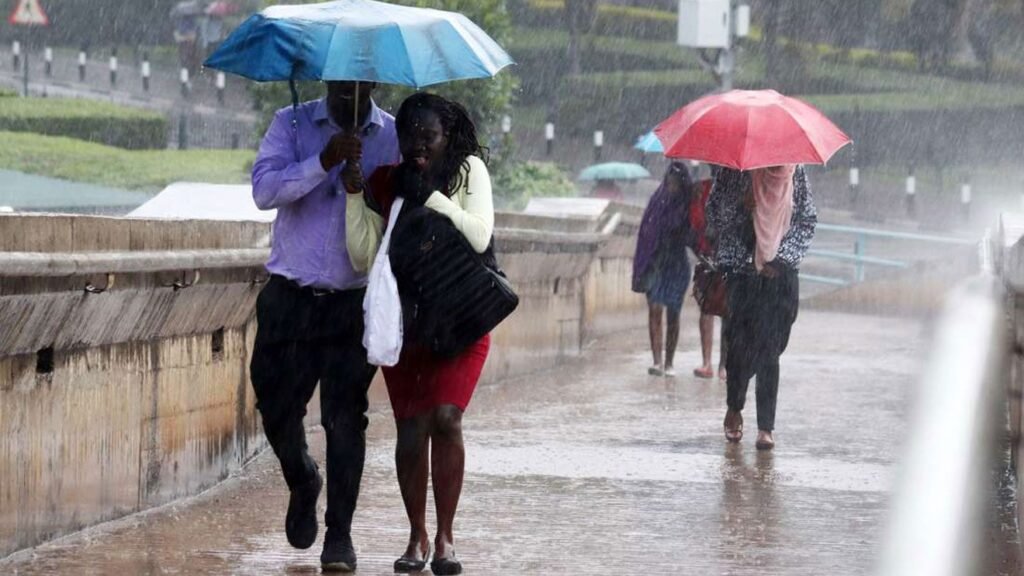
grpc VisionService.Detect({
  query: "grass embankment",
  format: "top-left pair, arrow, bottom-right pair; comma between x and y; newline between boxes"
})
0,131 -> 255,192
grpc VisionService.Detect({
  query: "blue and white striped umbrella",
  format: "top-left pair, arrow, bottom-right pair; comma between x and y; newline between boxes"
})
634,131 -> 664,154
204,0 -> 514,87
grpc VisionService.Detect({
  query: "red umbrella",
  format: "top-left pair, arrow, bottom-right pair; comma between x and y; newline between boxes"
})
653,89 -> 851,171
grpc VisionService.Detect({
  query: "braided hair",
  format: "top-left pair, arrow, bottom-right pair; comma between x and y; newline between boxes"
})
395,92 -> 489,197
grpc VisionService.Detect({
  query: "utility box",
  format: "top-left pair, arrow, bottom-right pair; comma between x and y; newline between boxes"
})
677,0 -> 730,48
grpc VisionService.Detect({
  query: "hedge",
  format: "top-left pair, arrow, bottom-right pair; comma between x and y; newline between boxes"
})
512,0 -> 677,41
0,97 -> 167,149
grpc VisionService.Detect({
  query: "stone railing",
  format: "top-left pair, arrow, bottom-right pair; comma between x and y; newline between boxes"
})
0,204 -> 645,556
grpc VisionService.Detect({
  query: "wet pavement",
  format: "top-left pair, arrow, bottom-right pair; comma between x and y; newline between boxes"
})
1,310 -> 924,575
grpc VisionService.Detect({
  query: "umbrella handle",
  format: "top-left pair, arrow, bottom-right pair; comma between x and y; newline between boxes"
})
353,81 -> 359,132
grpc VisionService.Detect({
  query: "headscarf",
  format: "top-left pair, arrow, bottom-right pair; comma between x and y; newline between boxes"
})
750,165 -> 796,271
632,162 -> 693,289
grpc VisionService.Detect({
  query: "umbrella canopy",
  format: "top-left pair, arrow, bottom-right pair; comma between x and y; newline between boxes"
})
578,162 -> 652,182
653,89 -> 851,171
203,0 -> 514,87
205,1 -> 240,17
634,131 -> 664,154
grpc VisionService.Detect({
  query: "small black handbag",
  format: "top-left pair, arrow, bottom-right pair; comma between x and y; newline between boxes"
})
388,205 -> 519,357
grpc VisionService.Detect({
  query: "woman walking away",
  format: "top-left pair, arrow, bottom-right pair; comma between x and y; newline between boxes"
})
706,165 -> 816,450
345,92 -> 494,575
689,177 -> 728,381
632,161 -> 696,378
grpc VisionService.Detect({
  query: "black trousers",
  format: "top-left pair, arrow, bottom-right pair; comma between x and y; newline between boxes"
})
724,268 -> 799,432
250,275 -> 377,534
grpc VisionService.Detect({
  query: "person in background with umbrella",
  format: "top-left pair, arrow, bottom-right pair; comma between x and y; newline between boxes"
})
249,80 -> 400,572
590,178 -> 624,202
706,165 -> 817,450
346,92 -> 494,576
632,161 -> 697,378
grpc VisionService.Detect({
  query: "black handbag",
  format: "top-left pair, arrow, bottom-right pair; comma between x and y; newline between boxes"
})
388,205 -> 519,357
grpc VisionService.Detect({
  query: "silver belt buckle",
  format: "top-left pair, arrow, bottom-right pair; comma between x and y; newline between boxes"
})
311,287 -> 334,297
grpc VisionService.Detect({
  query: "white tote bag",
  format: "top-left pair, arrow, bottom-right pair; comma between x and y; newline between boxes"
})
362,197 -> 405,367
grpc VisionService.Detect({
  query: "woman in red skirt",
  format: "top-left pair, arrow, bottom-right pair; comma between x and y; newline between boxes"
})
345,92 -> 494,575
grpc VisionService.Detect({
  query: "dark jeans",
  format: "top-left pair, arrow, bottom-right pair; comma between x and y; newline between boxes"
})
250,275 -> 377,534
724,268 -> 799,432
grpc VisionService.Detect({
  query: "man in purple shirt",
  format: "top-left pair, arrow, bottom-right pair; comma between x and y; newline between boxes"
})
250,81 -> 399,572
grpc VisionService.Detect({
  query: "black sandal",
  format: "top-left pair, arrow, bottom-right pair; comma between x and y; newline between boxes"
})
429,556 -> 463,576
393,543 -> 430,573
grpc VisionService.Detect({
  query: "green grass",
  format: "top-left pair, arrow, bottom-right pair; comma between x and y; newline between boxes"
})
0,96 -> 164,120
0,131 -> 255,192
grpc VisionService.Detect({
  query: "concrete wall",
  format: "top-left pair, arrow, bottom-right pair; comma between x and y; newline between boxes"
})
0,206 -> 648,557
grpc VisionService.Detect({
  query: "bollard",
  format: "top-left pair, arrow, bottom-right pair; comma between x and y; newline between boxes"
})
12,40 -> 19,71
960,177 -> 971,223
849,165 -> 860,210
593,130 -> 604,163
501,115 -> 511,135
141,52 -> 150,92
177,113 -> 188,150
180,67 -> 190,98
109,48 -> 118,87
43,46 -> 52,77
905,166 -> 916,219
216,71 -> 226,105
78,48 -> 87,81
544,122 -> 555,157
21,50 -> 28,97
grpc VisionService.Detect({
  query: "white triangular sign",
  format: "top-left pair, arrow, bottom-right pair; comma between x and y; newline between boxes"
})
9,0 -> 49,26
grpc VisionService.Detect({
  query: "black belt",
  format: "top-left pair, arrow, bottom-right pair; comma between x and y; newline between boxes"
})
272,274 -> 355,297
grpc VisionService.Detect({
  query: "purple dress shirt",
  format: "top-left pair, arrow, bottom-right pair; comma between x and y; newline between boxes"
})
252,98 -> 400,290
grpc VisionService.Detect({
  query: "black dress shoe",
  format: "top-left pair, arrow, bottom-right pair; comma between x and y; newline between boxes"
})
285,469 -> 322,549
430,556 -> 463,576
321,530 -> 357,573
393,543 -> 430,573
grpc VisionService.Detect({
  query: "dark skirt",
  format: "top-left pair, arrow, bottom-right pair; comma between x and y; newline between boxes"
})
640,245 -> 691,313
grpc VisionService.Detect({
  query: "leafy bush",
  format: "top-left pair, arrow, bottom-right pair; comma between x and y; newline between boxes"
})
0,88 -> 16,98
492,160 -> 577,210
0,97 -> 166,149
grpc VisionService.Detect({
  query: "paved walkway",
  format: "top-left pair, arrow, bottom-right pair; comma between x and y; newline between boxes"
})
1,310 -> 923,575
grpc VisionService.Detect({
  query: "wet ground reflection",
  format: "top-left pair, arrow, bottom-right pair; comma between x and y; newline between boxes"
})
1,311 -> 920,575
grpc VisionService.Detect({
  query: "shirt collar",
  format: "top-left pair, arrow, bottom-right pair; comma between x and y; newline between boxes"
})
315,97 -> 385,135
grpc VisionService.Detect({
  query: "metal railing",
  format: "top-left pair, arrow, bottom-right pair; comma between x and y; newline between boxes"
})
878,233 -> 1010,576
804,222 -> 979,286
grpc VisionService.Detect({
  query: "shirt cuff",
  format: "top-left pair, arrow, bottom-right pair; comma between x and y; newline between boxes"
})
301,153 -> 328,180
424,191 -> 454,212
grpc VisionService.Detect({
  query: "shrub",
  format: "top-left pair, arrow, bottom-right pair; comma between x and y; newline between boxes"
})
0,97 -> 166,149
492,160 -> 577,210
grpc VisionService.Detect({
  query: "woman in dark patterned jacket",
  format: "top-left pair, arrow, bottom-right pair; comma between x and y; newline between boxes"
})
705,165 -> 816,450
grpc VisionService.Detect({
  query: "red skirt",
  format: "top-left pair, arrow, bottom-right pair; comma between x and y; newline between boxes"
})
381,334 -> 490,420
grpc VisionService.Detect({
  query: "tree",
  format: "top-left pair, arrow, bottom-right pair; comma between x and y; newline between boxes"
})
565,0 -> 598,76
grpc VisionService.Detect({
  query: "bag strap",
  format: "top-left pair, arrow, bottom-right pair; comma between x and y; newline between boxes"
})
379,197 -> 404,256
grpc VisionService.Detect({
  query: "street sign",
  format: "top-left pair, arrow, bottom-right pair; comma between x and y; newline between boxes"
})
8,0 -> 49,26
